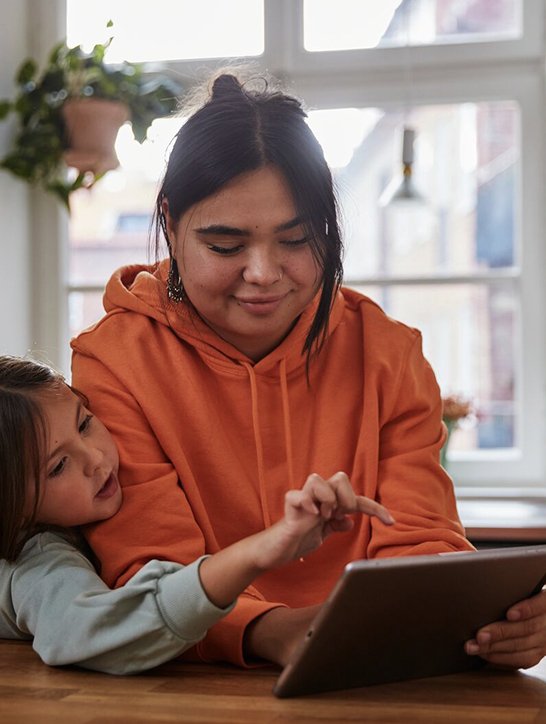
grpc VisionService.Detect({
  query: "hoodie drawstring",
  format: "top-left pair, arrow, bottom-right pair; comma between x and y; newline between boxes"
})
242,361 -> 271,528
280,358 -> 295,490
241,359 -> 296,529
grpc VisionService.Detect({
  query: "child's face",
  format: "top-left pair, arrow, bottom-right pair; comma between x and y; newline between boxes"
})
34,386 -> 122,526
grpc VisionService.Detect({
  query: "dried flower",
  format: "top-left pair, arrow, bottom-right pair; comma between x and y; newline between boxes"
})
442,396 -> 472,422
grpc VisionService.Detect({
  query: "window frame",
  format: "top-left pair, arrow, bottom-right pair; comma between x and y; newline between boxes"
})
41,0 -> 546,492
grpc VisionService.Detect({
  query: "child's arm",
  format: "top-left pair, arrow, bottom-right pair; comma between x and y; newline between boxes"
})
198,471 -> 394,609
3,475 -> 391,675
4,532 -> 234,675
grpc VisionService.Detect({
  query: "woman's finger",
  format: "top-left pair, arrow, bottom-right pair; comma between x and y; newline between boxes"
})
506,589 -> 546,622
480,647 -> 545,670
469,631 -> 545,656
475,615 -> 546,645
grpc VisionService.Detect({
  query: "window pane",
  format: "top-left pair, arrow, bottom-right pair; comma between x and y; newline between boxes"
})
313,102 -> 520,280
67,0 -> 264,62
68,118 -> 184,287
304,0 -> 522,52
69,290 -> 105,340
352,283 -> 518,453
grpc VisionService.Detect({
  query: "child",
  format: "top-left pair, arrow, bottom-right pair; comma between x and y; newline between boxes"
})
0,355 -> 394,675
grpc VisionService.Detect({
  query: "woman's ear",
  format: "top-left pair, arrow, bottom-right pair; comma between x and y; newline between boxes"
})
161,199 -> 175,249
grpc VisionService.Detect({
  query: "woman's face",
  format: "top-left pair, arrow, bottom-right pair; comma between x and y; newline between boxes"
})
164,166 -> 322,361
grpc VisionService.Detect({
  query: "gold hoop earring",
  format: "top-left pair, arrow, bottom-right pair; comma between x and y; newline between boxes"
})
167,255 -> 185,302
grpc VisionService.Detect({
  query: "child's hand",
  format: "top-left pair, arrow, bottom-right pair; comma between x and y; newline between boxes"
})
199,473 -> 393,610
253,472 -> 394,571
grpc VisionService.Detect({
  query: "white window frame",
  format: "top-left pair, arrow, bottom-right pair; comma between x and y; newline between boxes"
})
35,0 -> 546,493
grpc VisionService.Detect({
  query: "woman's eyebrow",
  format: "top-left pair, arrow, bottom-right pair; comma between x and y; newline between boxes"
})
274,217 -> 303,232
193,224 -> 250,237
193,217 -> 303,237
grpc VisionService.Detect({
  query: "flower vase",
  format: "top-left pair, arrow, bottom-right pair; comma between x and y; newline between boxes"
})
440,419 -> 457,470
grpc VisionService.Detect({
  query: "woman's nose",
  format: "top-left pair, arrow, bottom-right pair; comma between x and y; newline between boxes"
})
242,248 -> 282,286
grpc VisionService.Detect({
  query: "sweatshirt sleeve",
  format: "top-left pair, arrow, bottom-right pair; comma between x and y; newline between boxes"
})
367,332 -> 474,559
72,351 -> 286,667
9,534 -> 235,675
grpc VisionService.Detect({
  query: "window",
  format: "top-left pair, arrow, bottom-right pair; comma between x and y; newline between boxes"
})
304,0 -> 522,51
67,0 -> 264,61
329,102 -> 519,459
62,0 -> 545,490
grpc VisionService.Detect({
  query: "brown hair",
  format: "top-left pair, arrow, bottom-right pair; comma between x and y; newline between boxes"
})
153,72 -> 344,365
0,356 -> 66,561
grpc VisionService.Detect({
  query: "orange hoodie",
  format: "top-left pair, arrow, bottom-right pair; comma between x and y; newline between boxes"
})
71,261 -> 473,666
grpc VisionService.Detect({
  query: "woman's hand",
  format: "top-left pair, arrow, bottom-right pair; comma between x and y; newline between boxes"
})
243,604 -> 323,667
465,588 -> 546,669
252,471 -> 395,571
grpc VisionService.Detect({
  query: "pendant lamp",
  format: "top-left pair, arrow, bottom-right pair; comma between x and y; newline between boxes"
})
379,126 -> 425,207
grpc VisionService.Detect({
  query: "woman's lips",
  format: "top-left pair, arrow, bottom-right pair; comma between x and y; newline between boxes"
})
95,473 -> 119,500
235,294 -> 287,314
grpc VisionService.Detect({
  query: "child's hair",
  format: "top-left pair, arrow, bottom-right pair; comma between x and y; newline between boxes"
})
0,356 -> 66,561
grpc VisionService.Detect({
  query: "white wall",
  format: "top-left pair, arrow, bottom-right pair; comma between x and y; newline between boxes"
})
0,0 -> 32,356
0,0 -> 67,369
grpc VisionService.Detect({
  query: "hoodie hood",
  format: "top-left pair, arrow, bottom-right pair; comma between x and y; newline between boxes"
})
102,260 -> 345,377
99,260 -> 346,528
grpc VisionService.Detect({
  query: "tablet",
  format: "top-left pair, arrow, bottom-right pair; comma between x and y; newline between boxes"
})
273,545 -> 546,698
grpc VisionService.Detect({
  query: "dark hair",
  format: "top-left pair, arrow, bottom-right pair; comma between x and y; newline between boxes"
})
153,72 -> 344,360
0,356 -> 66,561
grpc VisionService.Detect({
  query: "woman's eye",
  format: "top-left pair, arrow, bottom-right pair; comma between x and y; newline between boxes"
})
282,237 -> 309,248
50,458 -> 67,478
207,244 -> 243,256
79,414 -> 93,434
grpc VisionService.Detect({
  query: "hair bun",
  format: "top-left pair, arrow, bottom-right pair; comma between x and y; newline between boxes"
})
211,74 -> 242,99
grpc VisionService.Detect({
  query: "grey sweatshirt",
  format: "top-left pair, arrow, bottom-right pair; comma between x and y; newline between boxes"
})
0,532 -> 234,674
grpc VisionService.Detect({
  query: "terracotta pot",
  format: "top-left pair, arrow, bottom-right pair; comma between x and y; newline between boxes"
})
62,98 -> 130,175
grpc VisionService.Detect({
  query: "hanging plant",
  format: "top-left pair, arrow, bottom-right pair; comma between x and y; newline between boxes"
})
0,24 -> 181,209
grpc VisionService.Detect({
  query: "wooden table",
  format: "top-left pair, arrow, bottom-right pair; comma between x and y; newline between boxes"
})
3,640 -> 546,724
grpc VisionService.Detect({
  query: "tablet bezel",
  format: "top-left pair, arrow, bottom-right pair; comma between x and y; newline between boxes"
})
273,545 -> 546,698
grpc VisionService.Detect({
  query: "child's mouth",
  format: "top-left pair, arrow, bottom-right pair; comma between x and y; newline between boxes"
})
95,473 -> 118,499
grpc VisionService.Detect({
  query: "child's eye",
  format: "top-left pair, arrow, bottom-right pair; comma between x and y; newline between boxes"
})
207,244 -> 243,256
50,457 -> 67,478
79,414 -> 93,434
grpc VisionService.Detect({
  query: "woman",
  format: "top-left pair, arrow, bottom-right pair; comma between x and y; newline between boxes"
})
71,73 -> 546,670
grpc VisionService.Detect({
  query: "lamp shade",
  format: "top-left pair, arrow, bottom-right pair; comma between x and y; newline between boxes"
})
379,126 -> 426,208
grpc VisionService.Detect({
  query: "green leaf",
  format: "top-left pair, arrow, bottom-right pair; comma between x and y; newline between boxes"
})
0,100 -> 12,120
106,19 -> 113,28
16,59 -> 38,86
14,94 -> 32,117
48,41 -> 66,66
46,180 -> 72,210
92,43 -> 106,64
68,171 -> 86,192
0,154 -> 35,180
131,117 -> 149,144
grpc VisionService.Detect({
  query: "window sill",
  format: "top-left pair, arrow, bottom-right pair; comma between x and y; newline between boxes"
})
457,496 -> 546,542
